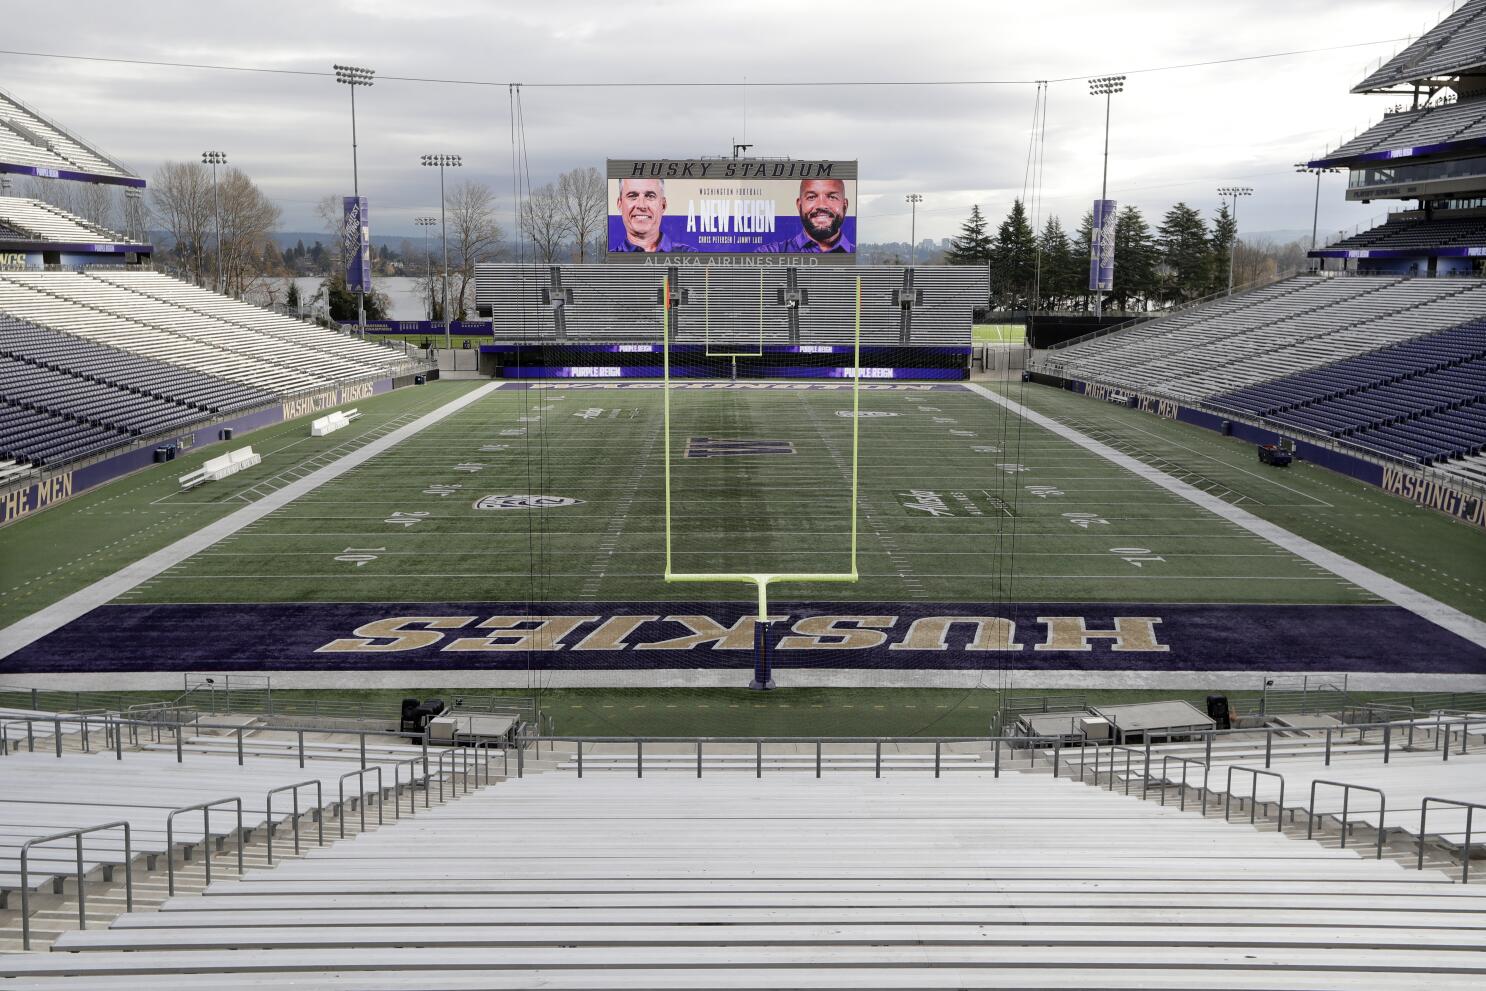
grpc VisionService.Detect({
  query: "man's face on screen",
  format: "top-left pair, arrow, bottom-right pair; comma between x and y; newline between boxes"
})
797,179 -> 847,243
618,179 -> 666,239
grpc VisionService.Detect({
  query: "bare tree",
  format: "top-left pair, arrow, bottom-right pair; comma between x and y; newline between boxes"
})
556,166 -> 606,263
149,162 -> 213,283
215,167 -> 282,298
444,180 -> 504,319
21,175 -> 118,233
520,182 -> 569,265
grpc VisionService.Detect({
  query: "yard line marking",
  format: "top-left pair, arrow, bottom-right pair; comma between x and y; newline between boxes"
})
967,383 -> 1486,650
0,383 -> 505,660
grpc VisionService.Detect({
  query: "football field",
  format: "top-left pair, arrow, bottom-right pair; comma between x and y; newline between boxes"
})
119,383 -> 1372,607
1,378 -> 1483,692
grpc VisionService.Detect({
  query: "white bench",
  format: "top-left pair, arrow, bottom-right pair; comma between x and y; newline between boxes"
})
310,408 -> 361,437
178,445 -> 261,490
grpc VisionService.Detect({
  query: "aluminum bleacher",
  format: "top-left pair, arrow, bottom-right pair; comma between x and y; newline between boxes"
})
2,765 -> 1482,989
1324,214 -> 1486,253
0,87 -> 137,184
1037,274 -> 1486,401
0,719 -> 493,952
478,263 -> 986,346
1323,99 -> 1486,161
0,270 -> 414,404
0,198 -> 128,244
1211,320 -> 1486,466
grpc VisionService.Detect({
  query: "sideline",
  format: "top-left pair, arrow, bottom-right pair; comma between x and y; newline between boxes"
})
966,383 -> 1486,651
0,383 -> 503,660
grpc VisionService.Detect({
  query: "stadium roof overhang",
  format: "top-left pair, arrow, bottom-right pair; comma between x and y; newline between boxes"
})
1351,0 -> 1486,93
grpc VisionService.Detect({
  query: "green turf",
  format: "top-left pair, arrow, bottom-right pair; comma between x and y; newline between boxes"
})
6,378 -> 1482,631
105,383 -> 1383,608
0,381 -> 486,629
998,383 -> 1486,621
973,324 -> 1027,345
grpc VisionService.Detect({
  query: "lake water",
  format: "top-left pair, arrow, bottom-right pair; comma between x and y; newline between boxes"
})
286,276 -> 434,321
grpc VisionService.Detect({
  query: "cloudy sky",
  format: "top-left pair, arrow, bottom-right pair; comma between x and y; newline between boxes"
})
0,0 -> 1458,244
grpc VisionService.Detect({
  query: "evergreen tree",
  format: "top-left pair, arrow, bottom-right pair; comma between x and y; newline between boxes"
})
1073,209 -> 1095,313
1111,206 -> 1158,312
1208,203 -> 1238,295
1036,216 -> 1077,311
1156,203 -> 1213,304
945,205 -> 993,265
325,272 -> 390,322
990,199 -> 1037,310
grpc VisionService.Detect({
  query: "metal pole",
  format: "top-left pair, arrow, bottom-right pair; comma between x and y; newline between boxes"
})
440,163 -> 451,351
1094,91 -> 1111,320
1311,171 -> 1321,252
351,84 -> 365,338
1228,193 -> 1238,294
212,162 -> 223,295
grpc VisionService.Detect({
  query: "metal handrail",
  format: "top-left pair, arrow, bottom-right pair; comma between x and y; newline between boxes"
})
337,766 -> 384,837
522,734 -> 1064,780
1224,765 -> 1286,831
165,797 -> 244,895
1418,797 -> 1485,883
1159,754 -> 1210,812
264,780 -> 324,864
19,820 -> 132,950
1306,779 -> 1387,860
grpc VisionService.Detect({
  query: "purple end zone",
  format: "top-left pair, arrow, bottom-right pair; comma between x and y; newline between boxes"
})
2,601 -> 1483,674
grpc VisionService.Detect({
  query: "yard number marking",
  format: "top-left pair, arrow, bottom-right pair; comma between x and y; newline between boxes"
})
1110,546 -> 1165,567
335,546 -> 385,567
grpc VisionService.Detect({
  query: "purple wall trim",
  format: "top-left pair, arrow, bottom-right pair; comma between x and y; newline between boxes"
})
1308,133 -> 1486,169
3,601 -> 1482,674
0,161 -> 145,188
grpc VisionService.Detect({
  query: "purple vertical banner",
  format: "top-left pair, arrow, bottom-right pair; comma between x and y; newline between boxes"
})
1089,198 -> 1116,292
342,196 -> 371,292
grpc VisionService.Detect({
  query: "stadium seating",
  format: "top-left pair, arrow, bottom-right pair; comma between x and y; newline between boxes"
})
3,768 -> 1483,988
1037,274 -> 1486,400
478,263 -> 987,346
0,88 -> 136,183
1325,99 -> 1486,161
0,317 -> 273,416
1323,214 -> 1486,253
0,197 -> 127,243
0,314 -> 277,468
1211,320 -> 1486,465
0,270 -> 414,400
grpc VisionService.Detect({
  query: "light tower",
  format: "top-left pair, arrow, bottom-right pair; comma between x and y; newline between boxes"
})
1087,74 -> 1125,319
201,151 -> 227,294
421,154 -> 462,350
334,63 -> 374,336
905,193 -> 923,264
414,216 -> 437,321
1294,165 -> 1342,259
1217,186 -> 1253,293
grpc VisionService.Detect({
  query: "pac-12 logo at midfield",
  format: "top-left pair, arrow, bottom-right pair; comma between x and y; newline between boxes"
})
686,438 -> 796,458
836,410 -> 898,418
473,495 -> 585,511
